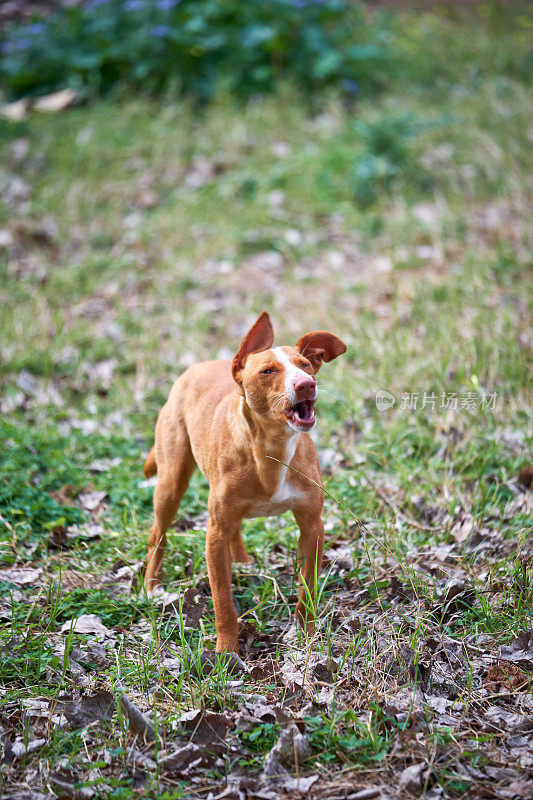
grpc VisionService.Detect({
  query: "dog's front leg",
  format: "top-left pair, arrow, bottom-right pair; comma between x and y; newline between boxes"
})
206,515 -> 240,653
293,510 -> 325,637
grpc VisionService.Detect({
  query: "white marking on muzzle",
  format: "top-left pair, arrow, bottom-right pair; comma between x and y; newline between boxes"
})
271,346 -> 316,404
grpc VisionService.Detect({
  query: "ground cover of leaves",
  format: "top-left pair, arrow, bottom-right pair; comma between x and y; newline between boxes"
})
1,3 -> 532,799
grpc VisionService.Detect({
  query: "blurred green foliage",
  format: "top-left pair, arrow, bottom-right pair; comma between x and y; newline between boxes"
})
0,0 -> 396,101
349,114 -> 431,207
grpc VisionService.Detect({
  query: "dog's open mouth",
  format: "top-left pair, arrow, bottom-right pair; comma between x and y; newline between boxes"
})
285,399 -> 316,431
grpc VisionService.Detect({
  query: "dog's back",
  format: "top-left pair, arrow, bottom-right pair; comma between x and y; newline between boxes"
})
142,360 -> 235,479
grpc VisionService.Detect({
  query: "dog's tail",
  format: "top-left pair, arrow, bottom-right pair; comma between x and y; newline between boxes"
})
143,447 -> 157,479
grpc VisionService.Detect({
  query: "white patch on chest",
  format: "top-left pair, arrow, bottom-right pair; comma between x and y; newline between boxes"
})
270,434 -> 298,502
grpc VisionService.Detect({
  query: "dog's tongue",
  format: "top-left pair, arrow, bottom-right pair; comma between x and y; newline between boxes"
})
295,400 -> 312,420
286,399 -> 315,429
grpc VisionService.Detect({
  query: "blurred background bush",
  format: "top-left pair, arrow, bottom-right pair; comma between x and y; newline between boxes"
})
1,0 -> 398,100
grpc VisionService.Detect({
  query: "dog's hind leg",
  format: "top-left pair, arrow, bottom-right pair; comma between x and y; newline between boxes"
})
144,428 -> 195,594
229,529 -> 251,563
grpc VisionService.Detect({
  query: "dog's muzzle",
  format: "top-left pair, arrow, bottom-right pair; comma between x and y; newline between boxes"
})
285,398 -> 316,431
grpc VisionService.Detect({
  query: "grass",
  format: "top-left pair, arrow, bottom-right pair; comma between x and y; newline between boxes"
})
1,3 -> 532,798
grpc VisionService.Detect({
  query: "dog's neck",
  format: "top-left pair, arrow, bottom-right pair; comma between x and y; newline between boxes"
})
235,395 -> 300,495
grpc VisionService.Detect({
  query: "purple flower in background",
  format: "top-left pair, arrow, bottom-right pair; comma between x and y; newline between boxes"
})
26,23 -> 45,35
14,37 -> 31,51
341,78 -> 359,94
86,0 -> 110,9
156,0 -> 180,9
125,0 -> 144,9
151,24 -> 171,37
292,0 -> 308,7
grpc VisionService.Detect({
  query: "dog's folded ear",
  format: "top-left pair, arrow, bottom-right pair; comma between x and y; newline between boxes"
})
232,311 -> 275,382
296,330 -> 347,373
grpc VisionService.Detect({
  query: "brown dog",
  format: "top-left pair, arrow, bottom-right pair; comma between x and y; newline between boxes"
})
143,311 -> 346,652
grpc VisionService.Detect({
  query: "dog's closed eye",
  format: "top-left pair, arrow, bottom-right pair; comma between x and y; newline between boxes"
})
260,368 -> 275,374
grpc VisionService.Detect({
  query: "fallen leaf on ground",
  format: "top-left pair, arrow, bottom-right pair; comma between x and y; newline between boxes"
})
158,586 -> 207,628
501,630 -> 533,671
483,705 -> 530,733
435,576 -> 476,616
179,709 -> 231,746
100,560 -> 140,595
450,510 -> 474,545
60,614 -> 112,636
65,522 -> 105,542
49,774 -> 95,799
398,762 -> 428,792
262,722 -> 311,778
499,779 -> 533,799
171,511 -> 209,531
9,737 -> 47,759
78,490 -> 107,511
283,775 -> 319,792
0,567 -> 44,586
486,663 -> 531,692
160,743 -> 213,774
118,692 -> 159,744
57,691 -> 114,730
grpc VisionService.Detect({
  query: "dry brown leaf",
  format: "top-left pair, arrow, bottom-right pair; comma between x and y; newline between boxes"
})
0,566 -> 44,586
60,614 -> 112,637
501,630 -> 533,671
178,709 -> 231,746
398,762 -> 428,793
57,691 -> 114,731
118,693 -> 159,744
160,743 -> 212,775
78,490 -> 107,512
485,663 -> 531,692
